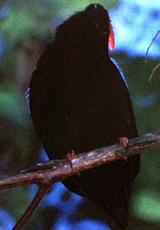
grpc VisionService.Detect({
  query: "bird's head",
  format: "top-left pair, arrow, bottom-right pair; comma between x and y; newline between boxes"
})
85,4 -> 115,52
56,4 -> 115,56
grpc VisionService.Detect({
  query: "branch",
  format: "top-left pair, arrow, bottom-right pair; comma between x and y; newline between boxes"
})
1,131 -> 160,230
145,30 -> 160,82
145,30 -> 160,62
1,131 -> 160,190
12,185 -> 50,230
148,62 -> 160,82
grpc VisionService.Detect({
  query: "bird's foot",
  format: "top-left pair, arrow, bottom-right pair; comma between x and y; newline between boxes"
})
65,150 -> 81,177
65,150 -> 75,170
119,137 -> 129,162
119,137 -> 128,147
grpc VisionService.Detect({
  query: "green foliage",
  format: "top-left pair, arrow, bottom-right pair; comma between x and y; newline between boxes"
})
56,0 -> 118,11
0,186 -> 30,218
0,85 -> 40,174
0,0 -> 118,49
133,190 -> 160,222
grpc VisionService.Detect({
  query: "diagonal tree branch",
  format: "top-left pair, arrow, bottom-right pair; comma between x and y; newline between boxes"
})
0,130 -> 160,230
1,130 -> 160,190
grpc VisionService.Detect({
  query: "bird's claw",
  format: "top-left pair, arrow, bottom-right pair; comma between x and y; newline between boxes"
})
65,150 -> 75,170
65,151 -> 81,177
119,137 -> 129,162
119,137 -> 128,147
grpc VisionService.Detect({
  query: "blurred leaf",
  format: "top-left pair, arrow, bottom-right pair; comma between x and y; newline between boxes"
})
132,190 -> 160,222
0,1 -> 54,48
0,87 -> 40,174
0,0 -> 118,49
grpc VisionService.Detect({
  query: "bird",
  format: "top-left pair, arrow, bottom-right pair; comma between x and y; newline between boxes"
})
29,4 -> 140,229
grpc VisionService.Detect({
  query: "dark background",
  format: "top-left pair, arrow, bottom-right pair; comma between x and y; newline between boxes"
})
0,0 -> 160,229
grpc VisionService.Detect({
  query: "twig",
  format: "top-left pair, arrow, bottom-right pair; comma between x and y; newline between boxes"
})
12,185 -> 50,230
145,30 -> 160,62
144,30 -> 160,82
149,62 -> 160,82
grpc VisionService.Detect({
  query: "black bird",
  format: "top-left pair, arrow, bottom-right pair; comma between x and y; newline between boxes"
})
29,4 -> 140,229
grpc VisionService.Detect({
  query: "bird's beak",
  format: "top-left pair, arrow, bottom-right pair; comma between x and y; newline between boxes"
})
109,20 -> 115,51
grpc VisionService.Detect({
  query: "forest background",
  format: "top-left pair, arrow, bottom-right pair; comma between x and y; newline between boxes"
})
0,0 -> 160,229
